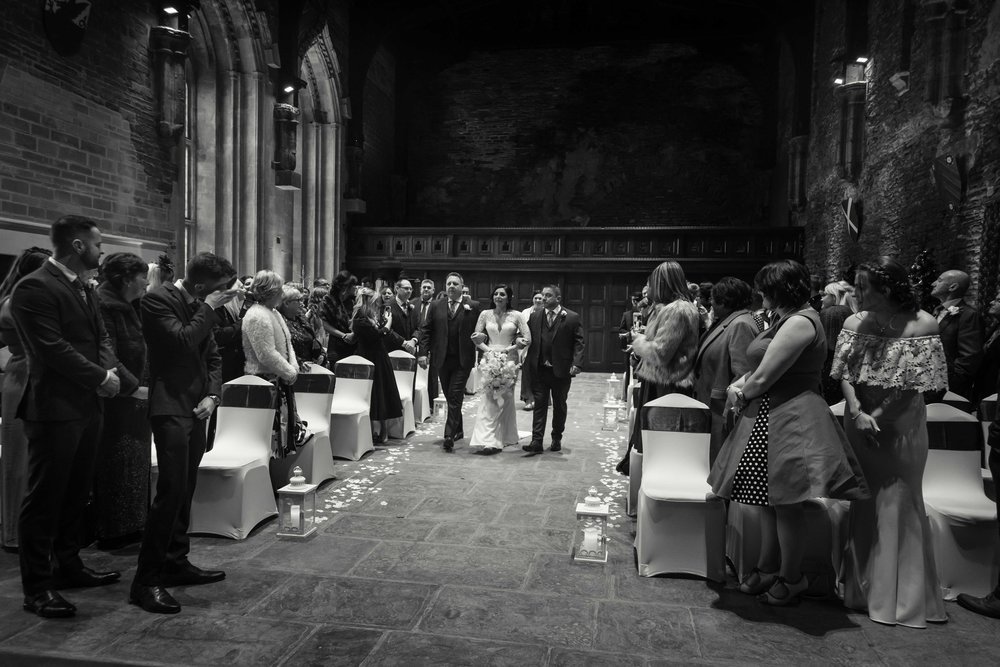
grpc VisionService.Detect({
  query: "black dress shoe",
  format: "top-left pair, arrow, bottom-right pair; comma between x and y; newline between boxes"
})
522,442 -> 543,453
53,566 -> 121,589
957,590 -> 1000,619
160,564 -> 226,587
129,584 -> 181,614
549,441 -> 562,452
23,590 -> 76,618
443,437 -> 454,452
453,431 -> 465,442
484,447 -> 502,455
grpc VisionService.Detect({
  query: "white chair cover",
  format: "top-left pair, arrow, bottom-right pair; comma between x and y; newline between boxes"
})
180,375 -> 278,539
270,365 -> 336,489
413,362 -> 431,422
979,393 -> 996,493
330,355 -> 375,460
625,381 -> 642,518
634,393 -> 726,581
940,390 -> 972,412
923,402 -> 999,599
388,350 -> 416,438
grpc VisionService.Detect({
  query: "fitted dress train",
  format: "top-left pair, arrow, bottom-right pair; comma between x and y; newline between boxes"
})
470,310 -> 530,451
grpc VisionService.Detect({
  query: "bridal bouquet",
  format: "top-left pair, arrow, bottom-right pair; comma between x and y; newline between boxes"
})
478,349 -> 519,405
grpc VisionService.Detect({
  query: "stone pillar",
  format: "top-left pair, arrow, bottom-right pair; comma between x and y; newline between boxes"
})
149,26 -> 191,143
216,71 -> 238,263
238,71 -> 262,275
301,119 -> 319,282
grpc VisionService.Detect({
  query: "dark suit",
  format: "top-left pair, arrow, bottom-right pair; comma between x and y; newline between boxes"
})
213,303 -> 245,383
388,299 -> 416,343
411,296 -> 438,400
526,307 -> 585,445
692,310 -> 759,463
134,283 -> 222,585
975,324 -> 1000,404
11,261 -> 136,595
936,299 -> 983,400
417,298 -> 481,439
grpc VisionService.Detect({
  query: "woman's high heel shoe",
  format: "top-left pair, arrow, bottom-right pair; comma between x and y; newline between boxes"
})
758,575 -> 809,606
738,568 -> 778,595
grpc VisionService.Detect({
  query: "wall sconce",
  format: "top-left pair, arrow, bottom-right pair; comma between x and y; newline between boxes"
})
574,487 -> 610,563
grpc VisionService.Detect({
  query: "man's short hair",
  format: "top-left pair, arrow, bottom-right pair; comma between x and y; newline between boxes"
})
421,278 -> 435,289
395,278 -> 413,290
51,215 -> 98,253
186,252 -> 235,286
542,284 -> 562,298
445,272 -> 464,285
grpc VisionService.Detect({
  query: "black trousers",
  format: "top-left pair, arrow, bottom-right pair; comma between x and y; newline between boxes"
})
19,413 -> 103,595
531,365 -> 571,445
134,415 -> 207,585
437,358 -> 470,439
992,448 -> 1000,590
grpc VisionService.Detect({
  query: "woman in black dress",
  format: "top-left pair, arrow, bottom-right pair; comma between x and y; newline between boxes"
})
351,288 -> 404,443
320,270 -> 357,365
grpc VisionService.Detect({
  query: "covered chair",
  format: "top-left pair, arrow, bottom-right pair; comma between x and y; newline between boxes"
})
634,393 -> 726,581
270,365 -> 336,489
626,381 -> 642,518
387,350 -> 417,439
330,355 -> 375,460
413,362 -> 431,423
923,402 -> 1000,599
177,375 -> 278,539
979,393 -> 996,497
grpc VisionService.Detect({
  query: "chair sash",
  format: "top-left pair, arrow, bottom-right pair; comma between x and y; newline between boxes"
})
220,382 -> 278,409
295,373 -> 336,394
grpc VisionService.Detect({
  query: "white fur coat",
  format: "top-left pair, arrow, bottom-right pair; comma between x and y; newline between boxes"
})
242,303 -> 298,382
631,299 -> 700,388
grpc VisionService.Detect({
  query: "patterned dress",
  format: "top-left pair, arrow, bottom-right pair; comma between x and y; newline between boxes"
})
832,327 -> 948,628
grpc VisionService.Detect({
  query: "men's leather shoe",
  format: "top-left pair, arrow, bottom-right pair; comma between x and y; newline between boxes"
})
443,437 -> 454,452
522,402 -> 534,411
130,584 -> 181,614
522,442 -> 543,453
53,566 -> 121,589
453,431 -> 465,441
549,441 -> 562,452
957,590 -> 1000,619
160,564 -> 226,587
23,590 -> 76,618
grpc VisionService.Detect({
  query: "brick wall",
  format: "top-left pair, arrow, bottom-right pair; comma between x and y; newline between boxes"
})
0,0 -> 174,244
403,42 -> 775,228
804,0 -> 1000,300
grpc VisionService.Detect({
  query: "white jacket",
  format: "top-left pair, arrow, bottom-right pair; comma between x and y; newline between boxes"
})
242,303 -> 298,382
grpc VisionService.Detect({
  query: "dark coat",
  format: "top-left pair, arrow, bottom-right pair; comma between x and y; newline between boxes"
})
141,283 -> 222,417
96,282 -> 145,388
388,298 -> 417,344
417,298 -> 482,371
937,299 -> 983,399
213,304 -> 246,382
12,261 -> 136,421
525,307 -> 586,379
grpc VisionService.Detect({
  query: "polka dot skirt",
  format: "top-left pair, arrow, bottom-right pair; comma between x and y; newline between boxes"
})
731,394 -> 770,506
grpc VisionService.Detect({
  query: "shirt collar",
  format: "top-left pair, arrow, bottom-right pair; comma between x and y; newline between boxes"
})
396,297 -> 409,308
547,305 -> 562,317
940,297 -> 963,310
48,257 -> 79,283
174,279 -> 198,305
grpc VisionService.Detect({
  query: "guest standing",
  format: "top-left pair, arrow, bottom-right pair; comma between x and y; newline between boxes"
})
616,261 -> 700,473
13,216 -> 134,618
388,278 -> 418,354
213,276 -> 246,383
819,280 -> 856,404
352,287 -> 404,443
693,277 -> 761,464
930,269 -> 983,401
832,258 -> 948,628
412,278 -> 439,401
709,259 -> 868,606
306,285 -> 330,351
132,252 -> 235,614
0,247 -> 51,550
973,287 -> 1000,405
319,270 -> 357,366
616,292 -> 642,403
520,291 -> 544,410
278,284 -> 325,366
93,253 -> 150,548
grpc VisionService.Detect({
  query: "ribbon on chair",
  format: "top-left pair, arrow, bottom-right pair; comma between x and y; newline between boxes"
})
926,403 -> 983,452
390,355 -> 417,372
294,373 -> 336,394
335,362 -> 375,380
220,383 -> 278,409
979,395 -> 997,422
639,405 -> 711,434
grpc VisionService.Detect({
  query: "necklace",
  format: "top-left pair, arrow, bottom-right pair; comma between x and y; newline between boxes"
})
869,311 -> 899,336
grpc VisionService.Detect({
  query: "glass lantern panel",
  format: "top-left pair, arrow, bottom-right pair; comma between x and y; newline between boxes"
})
574,514 -> 608,562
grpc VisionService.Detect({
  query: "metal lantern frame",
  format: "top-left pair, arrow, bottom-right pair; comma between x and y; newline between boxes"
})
574,487 -> 610,563
276,466 -> 318,539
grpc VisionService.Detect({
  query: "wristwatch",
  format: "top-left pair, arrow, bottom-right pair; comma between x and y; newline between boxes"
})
207,394 -> 221,407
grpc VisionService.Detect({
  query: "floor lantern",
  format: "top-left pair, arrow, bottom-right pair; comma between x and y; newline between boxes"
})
433,396 -> 448,422
574,487 -> 610,563
276,466 -> 318,539
602,402 -> 620,430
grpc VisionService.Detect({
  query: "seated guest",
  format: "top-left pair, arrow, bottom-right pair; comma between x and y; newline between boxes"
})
616,261 -> 700,474
819,280 -> 856,404
319,270 -> 357,366
93,253 -> 150,548
242,270 -> 301,458
693,277 -> 761,464
974,287 -> 1000,405
709,259 -> 868,605
929,269 -> 982,401
833,257 -> 947,627
351,287 -> 404,443
278,284 -> 325,365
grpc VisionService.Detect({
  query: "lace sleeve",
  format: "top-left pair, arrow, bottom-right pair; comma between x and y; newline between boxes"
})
474,310 -> 488,334
830,329 -> 948,392
514,311 -> 531,346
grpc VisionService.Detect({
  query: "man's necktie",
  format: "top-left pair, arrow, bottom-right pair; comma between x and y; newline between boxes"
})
933,304 -> 945,323
547,311 -> 555,328
449,300 -> 459,316
71,278 -> 88,303
421,302 -> 428,322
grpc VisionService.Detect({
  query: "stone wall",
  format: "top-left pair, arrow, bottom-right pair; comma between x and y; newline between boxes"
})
403,42 -> 776,228
804,0 -> 1000,300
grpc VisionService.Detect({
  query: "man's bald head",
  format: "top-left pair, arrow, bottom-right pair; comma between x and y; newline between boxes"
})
931,270 -> 971,301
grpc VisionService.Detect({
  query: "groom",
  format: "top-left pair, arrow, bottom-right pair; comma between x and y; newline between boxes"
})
417,272 -> 481,451
523,285 -> 585,453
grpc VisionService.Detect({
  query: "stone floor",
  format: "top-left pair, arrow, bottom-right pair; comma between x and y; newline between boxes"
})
1,373 -> 999,666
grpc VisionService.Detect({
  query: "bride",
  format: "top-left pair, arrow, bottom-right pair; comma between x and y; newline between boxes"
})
469,284 -> 531,454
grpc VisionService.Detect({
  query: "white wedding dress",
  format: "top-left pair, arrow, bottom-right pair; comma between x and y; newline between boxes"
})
470,310 -> 530,451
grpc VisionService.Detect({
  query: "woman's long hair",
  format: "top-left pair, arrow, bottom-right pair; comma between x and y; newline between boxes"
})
351,287 -> 380,326
857,256 -> 918,312
0,246 -> 52,301
647,261 -> 689,305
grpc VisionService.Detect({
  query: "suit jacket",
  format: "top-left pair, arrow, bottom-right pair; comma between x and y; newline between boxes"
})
417,298 -> 482,370
938,299 -> 983,399
693,309 -> 759,414
142,283 -> 222,417
974,322 -> 1000,403
525,307 -> 585,379
11,262 -> 135,421
384,299 -> 415,352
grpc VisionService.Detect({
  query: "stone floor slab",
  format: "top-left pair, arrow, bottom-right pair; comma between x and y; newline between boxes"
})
252,574 -> 436,629
408,497 -> 502,523
247,534 -> 378,576
279,626 -> 384,666
171,565 -> 292,614
591,600 -> 700,659
420,586 -> 595,649
493,502 -> 548,527
2,602 -> 158,656
322,514 -> 439,542
426,522 -> 481,546
355,541 -> 533,589
470,525 -> 574,553
524,553 -> 612,598
548,647 -> 646,666
364,631 -> 548,666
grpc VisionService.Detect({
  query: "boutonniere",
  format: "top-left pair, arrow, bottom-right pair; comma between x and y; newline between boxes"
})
86,278 -> 99,290
945,305 -> 961,317
559,310 -> 567,320
463,303 -> 472,311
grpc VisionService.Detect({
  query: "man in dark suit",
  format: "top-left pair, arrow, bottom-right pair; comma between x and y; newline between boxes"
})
417,272 -> 481,451
931,270 -> 983,401
523,284 -> 585,453
412,278 -> 439,400
130,252 -> 237,614
388,277 -> 417,354
12,215 -> 137,618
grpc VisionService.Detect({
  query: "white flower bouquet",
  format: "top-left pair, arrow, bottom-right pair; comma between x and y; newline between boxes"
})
478,349 -> 519,405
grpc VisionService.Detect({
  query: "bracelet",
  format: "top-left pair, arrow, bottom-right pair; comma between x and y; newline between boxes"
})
852,411 -> 865,421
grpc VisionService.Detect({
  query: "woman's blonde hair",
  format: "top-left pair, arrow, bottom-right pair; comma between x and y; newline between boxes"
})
647,261 -> 689,305
824,280 -> 857,310
351,287 -> 380,324
250,270 -> 283,303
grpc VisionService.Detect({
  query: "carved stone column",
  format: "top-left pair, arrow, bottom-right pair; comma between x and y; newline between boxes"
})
273,103 -> 301,190
149,26 -> 191,143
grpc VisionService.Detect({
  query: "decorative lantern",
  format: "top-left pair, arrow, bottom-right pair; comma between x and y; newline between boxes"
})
606,372 -> 621,402
602,402 -> 620,431
276,466 -> 318,539
617,401 -> 629,423
433,397 -> 448,422
574,487 -> 610,563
